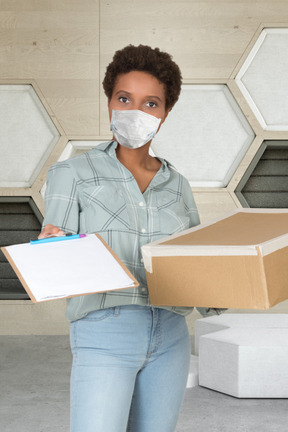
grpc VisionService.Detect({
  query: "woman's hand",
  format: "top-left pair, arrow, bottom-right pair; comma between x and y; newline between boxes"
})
38,224 -> 65,239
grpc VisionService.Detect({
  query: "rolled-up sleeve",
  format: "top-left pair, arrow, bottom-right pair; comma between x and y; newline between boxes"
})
43,162 -> 80,234
182,177 -> 200,228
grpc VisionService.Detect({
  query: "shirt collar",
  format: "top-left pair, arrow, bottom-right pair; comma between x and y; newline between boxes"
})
93,140 -> 116,154
96,140 -> 173,185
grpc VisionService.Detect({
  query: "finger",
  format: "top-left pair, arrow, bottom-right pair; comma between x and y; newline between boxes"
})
38,225 -> 65,239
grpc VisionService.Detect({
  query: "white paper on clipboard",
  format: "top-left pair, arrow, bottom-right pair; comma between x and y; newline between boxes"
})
2,234 -> 139,302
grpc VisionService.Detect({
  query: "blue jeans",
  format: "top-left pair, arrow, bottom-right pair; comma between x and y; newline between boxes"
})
70,305 -> 191,432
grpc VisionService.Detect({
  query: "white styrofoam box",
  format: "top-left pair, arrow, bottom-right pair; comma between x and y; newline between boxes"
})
186,355 -> 199,388
194,314 -> 288,355
199,328 -> 288,398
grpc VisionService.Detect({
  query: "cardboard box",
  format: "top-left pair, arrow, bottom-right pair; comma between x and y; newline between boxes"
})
141,209 -> 288,309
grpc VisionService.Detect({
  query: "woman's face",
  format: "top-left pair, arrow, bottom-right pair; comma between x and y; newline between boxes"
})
108,70 -> 169,127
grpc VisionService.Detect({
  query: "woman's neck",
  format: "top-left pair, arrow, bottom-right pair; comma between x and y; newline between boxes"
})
115,142 -> 155,169
115,142 -> 162,193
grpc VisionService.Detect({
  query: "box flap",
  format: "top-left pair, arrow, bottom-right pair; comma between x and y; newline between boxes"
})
162,212 -> 288,247
141,244 -> 258,273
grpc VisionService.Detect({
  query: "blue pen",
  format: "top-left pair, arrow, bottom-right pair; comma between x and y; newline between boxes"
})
30,234 -> 86,245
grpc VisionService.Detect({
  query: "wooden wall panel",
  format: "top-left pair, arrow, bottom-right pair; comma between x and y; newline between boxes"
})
0,1 -> 100,135
193,191 -> 238,223
0,299 -> 69,335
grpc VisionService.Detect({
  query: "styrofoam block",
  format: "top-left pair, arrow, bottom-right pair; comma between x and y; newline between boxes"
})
199,328 -> 288,398
186,355 -> 199,388
194,314 -> 288,355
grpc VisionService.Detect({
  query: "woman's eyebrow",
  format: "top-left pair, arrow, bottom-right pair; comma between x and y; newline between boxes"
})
115,90 -> 163,101
114,90 -> 131,96
147,95 -> 162,102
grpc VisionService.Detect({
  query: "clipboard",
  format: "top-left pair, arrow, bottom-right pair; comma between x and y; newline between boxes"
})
1,234 -> 139,303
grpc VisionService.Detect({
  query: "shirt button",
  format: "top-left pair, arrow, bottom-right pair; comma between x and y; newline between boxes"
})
139,201 -> 144,207
141,228 -> 146,233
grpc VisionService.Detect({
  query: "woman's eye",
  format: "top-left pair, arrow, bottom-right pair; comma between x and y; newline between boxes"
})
119,96 -> 129,103
146,101 -> 157,108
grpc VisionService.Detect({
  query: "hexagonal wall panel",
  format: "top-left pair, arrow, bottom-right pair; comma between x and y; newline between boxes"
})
151,85 -> 255,187
236,28 -> 288,131
236,141 -> 288,208
0,85 -> 59,187
58,140 -> 107,161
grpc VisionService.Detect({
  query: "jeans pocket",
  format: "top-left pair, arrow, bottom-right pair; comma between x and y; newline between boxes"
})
82,308 -> 115,321
70,308 -> 116,351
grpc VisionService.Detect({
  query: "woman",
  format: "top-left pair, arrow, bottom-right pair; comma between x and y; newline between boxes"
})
39,44 -> 221,432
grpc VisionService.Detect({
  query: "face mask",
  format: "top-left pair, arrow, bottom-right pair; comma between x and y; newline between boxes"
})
110,109 -> 161,149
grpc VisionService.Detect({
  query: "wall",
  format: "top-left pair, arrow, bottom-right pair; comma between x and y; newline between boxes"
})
1,0 -> 288,334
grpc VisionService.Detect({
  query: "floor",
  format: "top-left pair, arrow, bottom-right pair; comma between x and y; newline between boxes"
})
0,336 -> 287,432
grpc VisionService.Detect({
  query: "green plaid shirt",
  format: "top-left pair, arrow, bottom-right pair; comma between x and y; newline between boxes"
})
43,141 -> 203,322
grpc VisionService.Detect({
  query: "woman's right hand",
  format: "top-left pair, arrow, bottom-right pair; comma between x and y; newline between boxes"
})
38,224 -> 65,239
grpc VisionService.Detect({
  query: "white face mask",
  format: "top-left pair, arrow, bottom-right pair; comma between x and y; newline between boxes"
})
110,109 -> 161,149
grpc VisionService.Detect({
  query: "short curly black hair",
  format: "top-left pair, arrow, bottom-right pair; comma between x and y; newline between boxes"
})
102,44 -> 182,110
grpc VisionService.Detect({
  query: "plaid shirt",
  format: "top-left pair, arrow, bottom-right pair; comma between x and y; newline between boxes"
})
43,141 -> 201,322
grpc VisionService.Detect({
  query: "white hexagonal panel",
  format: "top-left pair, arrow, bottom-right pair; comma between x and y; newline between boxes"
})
0,85 -> 59,187
151,85 -> 255,187
236,28 -> 288,131
58,141 -> 107,161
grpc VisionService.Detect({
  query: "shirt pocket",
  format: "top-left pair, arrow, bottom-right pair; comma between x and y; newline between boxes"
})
80,186 -> 131,233
156,195 -> 190,235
